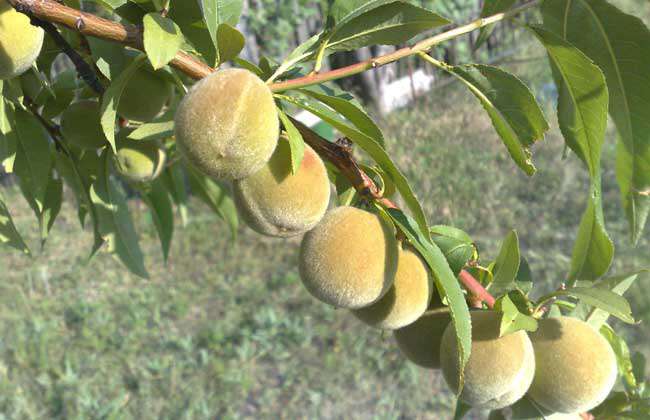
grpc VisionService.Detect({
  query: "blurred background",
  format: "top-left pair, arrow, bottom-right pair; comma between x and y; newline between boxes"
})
1,0 -> 649,418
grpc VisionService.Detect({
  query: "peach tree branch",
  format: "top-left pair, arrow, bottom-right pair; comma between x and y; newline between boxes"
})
8,0 -> 499,308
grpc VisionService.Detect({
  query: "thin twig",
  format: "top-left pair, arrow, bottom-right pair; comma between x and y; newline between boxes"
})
22,97 -> 69,156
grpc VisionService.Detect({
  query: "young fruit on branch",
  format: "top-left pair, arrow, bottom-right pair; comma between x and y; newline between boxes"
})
0,0 -> 44,80
393,305 -> 450,368
118,67 -> 172,122
440,310 -> 535,410
233,136 -> 331,237
528,316 -> 617,414
114,138 -> 166,183
352,246 -> 433,329
175,68 -> 279,180
61,101 -> 107,150
299,206 -> 398,309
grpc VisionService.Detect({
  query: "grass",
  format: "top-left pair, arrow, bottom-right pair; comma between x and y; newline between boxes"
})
2,35 -> 650,420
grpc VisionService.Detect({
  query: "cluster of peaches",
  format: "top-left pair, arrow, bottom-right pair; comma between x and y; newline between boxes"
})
173,69 -> 618,417
1,3 -> 618,416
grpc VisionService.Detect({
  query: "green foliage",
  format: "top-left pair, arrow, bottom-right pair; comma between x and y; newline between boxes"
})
543,0 -> 650,245
530,25 -> 614,283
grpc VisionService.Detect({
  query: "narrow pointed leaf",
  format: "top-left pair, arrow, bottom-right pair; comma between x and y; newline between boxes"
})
552,286 -> 634,324
529,26 -> 613,282
90,151 -> 149,278
216,23 -> 245,64
198,0 -> 244,48
100,55 -> 147,152
143,179 -> 174,262
475,0 -> 517,49
39,172 -> 63,246
542,0 -> 650,243
444,64 -> 549,175
128,120 -> 175,142
489,230 -> 520,294
386,208 -> 471,393
0,190 -> 30,255
277,110 -> 305,174
327,2 -> 450,52
13,110 -> 52,213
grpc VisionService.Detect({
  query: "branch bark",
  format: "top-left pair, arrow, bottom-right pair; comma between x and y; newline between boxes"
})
8,0 -> 497,308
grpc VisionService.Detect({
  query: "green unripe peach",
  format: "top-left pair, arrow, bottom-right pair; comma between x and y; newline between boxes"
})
440,310 -> 535,410
233,137 -> 330,237
528,316 -> 617,414
118,67 -> 172,121
353,246 -> 433,329
114,139 -> 166,183
174,68 -> 279,180
299,206 -> 398,309
0,1 -> 44,80
393,306 -> 450,368
60,101 -> 107,150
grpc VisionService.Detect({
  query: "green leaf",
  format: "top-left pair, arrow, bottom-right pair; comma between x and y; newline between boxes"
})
430,225 -> 474,275
600,324 -> 637,391
187,166 -> 238,239
100,55 -> 147,152
13,110 -> 52,213
143,13 -> 184,70
299,87 -> 385,147
277,110 -> 305,175
198,0 -> 244,48
88,37 -> 129,80
90,151 -> 149,278
489,230 -> 520,294
161,161 -> 189,226
443,64 -> 549,176
127,120 -> 174,141
142,179 -> 174,262
569,189 -> 613,281
280,93 -> 429,237
168,0 -> 217,66
475,0 -> 517,49
55,151 -> 104,257
552,286 -> 634,324
327,1 -> 450,52
542,0 -> 650,244
515,256 -> 533,294
0,190 -> 30,255
583,271 -> 647,329
0,96 -> 16,173
39,171 -> 63,246
529,26 -> 613,282
495,294 -> 538,336
386,208 -> 471,393
216,23 -> 244,64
